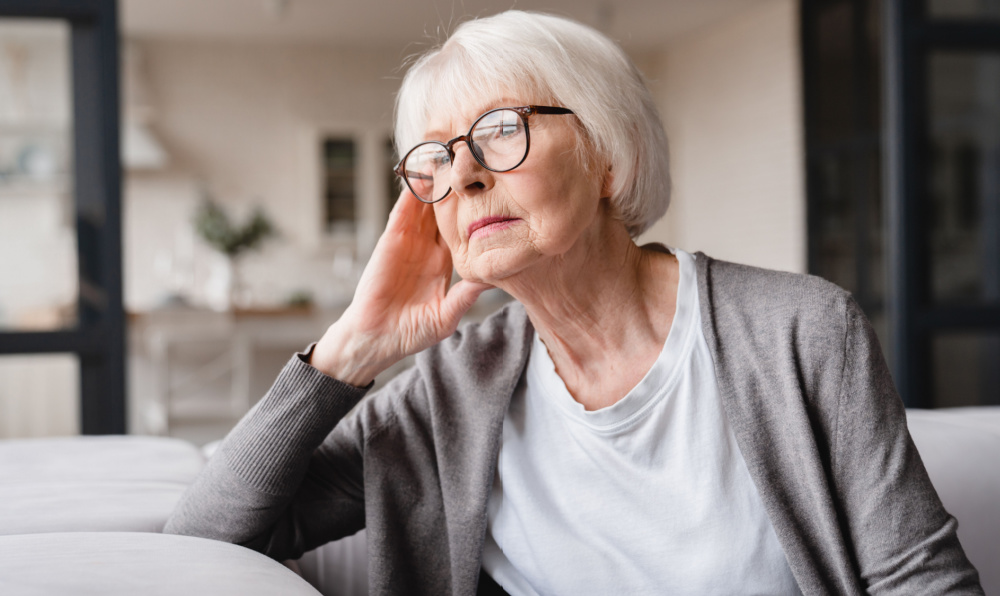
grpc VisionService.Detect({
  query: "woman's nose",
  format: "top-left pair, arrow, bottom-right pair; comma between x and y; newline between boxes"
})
449,142 -> 493,197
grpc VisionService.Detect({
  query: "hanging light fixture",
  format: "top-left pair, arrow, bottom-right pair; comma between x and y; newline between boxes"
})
121,41 -> 168,170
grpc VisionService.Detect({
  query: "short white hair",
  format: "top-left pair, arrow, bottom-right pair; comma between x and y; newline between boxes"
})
394,10 -> 671,237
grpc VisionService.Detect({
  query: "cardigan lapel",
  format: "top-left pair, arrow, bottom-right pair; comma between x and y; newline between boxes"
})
431,303 -> 535,595
693,252 -> 861,595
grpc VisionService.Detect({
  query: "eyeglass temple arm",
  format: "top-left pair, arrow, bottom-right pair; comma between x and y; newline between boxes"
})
525,105 -> 574,115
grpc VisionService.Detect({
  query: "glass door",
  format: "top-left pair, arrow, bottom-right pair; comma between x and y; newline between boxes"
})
0,1 -> 124,435
884,0 -> 1000,407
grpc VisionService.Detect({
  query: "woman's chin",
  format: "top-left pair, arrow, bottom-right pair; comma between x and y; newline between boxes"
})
460,246 -> 536,286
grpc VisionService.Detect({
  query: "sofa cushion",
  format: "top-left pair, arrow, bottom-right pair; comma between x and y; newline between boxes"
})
0,481 -> 191,535
0,435 -> 203,484
0,436 -> 204,535
0,532 -> 321,595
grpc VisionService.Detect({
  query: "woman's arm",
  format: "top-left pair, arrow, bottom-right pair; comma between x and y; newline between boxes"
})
833,297 -> 983,594
163,190 -> 491,558
163,349 -> 370,559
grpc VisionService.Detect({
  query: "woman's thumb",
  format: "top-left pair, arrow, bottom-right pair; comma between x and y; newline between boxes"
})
440,280 -> 493,329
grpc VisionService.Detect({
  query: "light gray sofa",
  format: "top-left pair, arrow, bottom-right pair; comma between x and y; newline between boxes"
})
905,407 -> 1000,592
1,408 -> 996,594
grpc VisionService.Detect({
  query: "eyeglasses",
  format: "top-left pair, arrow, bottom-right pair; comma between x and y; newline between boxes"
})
394,105 -> 575,204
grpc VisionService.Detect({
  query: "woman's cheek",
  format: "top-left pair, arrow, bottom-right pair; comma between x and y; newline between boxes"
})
432,205 -> 465,261
431,204 -> 455,241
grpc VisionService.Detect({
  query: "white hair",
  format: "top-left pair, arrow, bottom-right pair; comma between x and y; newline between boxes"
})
394,10 -> 671,237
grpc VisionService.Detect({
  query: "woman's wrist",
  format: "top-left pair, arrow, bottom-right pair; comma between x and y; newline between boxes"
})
309,321 -> 391,387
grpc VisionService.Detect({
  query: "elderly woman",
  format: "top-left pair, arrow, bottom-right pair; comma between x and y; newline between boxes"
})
165,10 -> 982,596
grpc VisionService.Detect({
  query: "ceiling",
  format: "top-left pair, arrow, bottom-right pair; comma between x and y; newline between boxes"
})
120,0 -> 762,52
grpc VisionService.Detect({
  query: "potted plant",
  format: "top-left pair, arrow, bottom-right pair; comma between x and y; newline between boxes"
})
193,200 -> 275,310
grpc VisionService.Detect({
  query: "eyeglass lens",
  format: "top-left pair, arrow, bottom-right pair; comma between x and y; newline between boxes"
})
402,108 -> 527,203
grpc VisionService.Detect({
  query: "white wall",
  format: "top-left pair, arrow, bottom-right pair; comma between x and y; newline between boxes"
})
639,0 -> 806,274
125,40 -> 404,310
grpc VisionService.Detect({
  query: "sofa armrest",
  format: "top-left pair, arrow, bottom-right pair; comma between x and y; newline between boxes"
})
0,532 -> 322,595
906,406 -> 1000,594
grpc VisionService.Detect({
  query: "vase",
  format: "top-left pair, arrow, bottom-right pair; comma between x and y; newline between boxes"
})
228,255 -> 249,310
206,255 -> 246,311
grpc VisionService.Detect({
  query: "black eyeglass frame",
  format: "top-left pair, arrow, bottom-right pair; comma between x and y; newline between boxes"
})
393,105 -> 575,204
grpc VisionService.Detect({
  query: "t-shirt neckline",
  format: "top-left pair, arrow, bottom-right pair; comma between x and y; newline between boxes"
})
528,248 -> 699,432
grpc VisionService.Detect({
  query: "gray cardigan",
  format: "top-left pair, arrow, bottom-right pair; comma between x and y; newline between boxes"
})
164,254 -> 983,595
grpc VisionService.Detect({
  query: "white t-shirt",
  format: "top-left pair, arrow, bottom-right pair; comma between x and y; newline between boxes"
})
481,249 -> 801,595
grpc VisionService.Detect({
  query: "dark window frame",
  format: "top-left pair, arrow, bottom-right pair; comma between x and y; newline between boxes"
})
884,0 -> 1000,407
804,0 -> 1000,407
0,0 -> 125,433
802,0 -> 885,323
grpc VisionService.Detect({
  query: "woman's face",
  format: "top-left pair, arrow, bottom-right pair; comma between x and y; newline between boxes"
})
424,99 -> 607,285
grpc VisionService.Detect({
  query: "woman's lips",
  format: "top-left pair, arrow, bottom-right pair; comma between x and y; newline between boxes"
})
467,216 -> 519,240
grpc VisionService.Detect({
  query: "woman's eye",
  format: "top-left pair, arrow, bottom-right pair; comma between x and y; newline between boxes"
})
478,125 -> 500,140
481,124 -> 518,140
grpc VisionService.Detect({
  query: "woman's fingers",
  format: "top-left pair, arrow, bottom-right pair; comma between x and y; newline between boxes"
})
340,189 -> 459,340
386,187 -> 415,226
316,186 -> 483,381
377,190 -> 445,271
386,188 -> 435,237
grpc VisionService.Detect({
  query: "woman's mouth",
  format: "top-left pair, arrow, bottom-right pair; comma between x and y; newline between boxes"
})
467,216 -> 519,240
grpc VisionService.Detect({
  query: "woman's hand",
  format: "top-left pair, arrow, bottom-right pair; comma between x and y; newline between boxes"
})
310,189 -> 492,386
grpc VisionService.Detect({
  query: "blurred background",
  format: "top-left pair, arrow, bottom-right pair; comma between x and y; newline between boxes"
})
0,0 -> 997,444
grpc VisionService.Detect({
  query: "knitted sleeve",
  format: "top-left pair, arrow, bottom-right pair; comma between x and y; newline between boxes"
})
163,348 -> 371,561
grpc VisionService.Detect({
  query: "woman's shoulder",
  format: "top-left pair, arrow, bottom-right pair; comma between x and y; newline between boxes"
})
692,253 -> 869,374
692,254 -> 880,426
694,252 -> 856,328
696,253 -> 850,306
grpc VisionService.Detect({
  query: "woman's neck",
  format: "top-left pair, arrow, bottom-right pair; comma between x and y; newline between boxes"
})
495,214 -> 679,410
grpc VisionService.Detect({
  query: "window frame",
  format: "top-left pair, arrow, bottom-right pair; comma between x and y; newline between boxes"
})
0,0 -> 125,432
884,0 -> 1000,406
